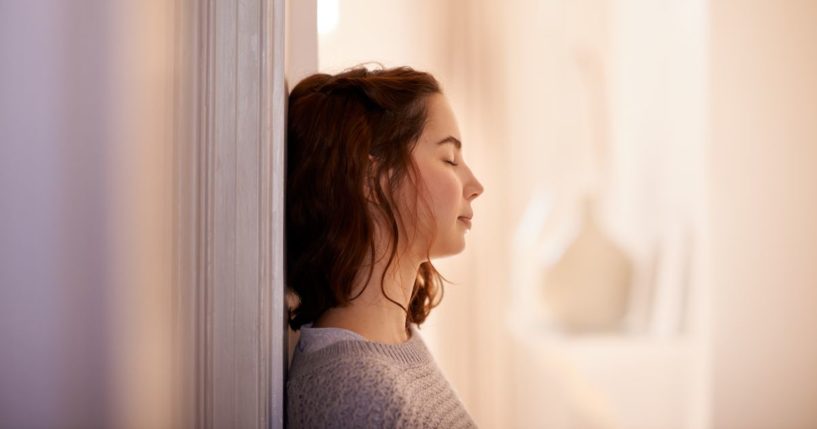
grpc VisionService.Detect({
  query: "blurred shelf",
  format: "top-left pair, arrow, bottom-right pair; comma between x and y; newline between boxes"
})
506,314 -> 705,429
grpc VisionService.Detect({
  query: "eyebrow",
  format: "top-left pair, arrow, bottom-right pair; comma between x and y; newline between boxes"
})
436,136 -> 462,150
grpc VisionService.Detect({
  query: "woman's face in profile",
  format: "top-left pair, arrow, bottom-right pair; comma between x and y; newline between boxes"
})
400,93 -> 484,260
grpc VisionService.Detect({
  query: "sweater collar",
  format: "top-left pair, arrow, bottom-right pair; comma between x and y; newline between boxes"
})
294,323 -> 431,366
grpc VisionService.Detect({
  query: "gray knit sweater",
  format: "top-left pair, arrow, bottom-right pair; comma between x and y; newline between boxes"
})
286,324 -> 478,428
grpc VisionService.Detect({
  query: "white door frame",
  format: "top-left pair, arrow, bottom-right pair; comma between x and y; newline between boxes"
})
174,0 -> 287,427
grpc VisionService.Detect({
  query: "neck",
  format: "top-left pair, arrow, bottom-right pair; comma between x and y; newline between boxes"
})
314,249 -> 421,345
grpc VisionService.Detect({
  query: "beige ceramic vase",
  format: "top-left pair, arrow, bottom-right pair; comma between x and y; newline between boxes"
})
541,196 -> 633,334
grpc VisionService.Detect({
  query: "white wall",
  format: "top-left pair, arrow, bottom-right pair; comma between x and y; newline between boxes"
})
710,1 -> 817,428
317,0 -> 446,75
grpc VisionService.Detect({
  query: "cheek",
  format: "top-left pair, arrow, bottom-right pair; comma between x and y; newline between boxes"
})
422,170 -> 461,220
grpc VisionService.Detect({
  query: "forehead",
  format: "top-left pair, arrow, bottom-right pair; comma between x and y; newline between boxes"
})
418,94 -> 461,149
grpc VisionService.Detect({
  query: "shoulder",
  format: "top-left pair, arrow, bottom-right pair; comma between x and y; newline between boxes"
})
287,352 -> 409,428
286,332 -> 479,429
289,349 -> 404,391
288,350 -> 406,398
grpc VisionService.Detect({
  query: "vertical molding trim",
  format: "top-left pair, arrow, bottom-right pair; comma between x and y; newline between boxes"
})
265,0 -> 288,426
174,0 -> 286,427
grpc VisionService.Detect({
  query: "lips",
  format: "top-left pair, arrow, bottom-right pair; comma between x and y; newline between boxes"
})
457,216 -> 472,228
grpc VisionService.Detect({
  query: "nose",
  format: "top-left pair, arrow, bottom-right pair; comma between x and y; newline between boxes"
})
465,170 -> 484,201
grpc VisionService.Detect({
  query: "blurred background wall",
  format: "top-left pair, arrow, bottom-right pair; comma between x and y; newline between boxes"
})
0,1 -> 176,427
710,1 -> 817,428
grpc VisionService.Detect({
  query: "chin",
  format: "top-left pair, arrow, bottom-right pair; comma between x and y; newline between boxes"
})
429,237 -> 466,259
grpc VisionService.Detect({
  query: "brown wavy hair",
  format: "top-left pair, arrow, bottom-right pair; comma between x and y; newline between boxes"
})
286,65 -> 449,332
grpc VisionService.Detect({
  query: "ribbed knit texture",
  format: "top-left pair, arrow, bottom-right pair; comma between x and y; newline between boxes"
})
286,324 -> 478,428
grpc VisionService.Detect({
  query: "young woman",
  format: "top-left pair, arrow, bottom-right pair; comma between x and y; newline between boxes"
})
285,65 -> 484,428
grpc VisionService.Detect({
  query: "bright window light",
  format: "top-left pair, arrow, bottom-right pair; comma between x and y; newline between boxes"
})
318,0 -> 339,35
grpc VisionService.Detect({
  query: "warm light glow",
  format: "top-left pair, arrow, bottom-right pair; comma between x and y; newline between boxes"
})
317,0 -> 339,35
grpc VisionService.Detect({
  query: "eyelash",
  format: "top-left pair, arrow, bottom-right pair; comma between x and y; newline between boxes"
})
445,159 -> 458,166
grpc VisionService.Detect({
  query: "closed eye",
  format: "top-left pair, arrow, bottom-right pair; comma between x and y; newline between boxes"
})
445,160 -> 459,166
